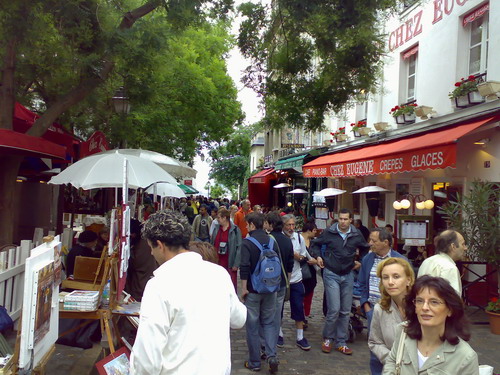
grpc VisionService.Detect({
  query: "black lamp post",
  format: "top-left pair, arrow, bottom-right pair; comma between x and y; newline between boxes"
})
112,87 -> 131,147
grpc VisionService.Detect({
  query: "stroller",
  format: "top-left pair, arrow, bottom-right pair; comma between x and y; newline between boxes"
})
348,277 -> 367,342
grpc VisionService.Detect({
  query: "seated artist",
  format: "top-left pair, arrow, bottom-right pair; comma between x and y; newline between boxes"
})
65,230 -> 100,278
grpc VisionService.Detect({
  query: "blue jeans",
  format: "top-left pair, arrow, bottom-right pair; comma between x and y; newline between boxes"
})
370,351 -> 383,375
322,268 -> 354,347
260,286 -> 286,350
245,292 -> 277,367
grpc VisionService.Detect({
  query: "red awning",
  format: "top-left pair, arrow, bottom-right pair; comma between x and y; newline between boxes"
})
0,129 -> 67,159
463,3 -> 489,27
249,168 -> 276,184
303,117 -> 495,178
13,102 -> 81,158
403,44 -> 419,60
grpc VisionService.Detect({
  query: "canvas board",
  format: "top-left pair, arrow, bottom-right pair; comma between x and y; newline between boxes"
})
19,237 -> 60,370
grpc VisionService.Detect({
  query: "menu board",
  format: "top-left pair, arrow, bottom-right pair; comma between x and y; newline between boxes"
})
401,222 -> 427,239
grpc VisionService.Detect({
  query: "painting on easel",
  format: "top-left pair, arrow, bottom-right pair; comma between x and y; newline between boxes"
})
34,262 -> 54,345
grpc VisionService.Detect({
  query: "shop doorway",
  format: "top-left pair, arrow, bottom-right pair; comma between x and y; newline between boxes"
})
431,182 -> 463,234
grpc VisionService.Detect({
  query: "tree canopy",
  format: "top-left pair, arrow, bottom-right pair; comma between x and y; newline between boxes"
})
238,0 -> 400,131
209,122 -> 262,198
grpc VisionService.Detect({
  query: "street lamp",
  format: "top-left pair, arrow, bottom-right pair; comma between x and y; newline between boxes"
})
112,87 -> 131,115
206,181 -> 211,198
112,87 -> 131,148
393,194 -> 434,215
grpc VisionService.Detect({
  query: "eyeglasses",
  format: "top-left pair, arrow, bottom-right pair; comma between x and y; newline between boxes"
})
413,298 -> 446,308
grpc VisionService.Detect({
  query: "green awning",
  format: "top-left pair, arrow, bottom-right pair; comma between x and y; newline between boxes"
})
275,154 -> 307,170
178,184 -> 199,194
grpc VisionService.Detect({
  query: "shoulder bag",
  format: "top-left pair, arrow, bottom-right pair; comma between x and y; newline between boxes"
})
395,328 -> 407,375
270,234 -> 290,301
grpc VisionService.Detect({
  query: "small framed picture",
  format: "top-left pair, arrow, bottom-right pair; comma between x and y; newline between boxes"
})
95,346 -> 130,375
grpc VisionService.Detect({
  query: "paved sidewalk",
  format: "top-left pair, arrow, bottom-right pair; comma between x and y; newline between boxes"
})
43,276 -> 499,374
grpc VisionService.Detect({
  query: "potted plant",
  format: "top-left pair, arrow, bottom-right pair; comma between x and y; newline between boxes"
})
414,105 -> 434,120
477,81 -> 500,101
437,180 -> 499,323
390,103 -> 417,124
351,120 -> 370,136
374,122 -> 390,131
449,75 -> 484,108
486,297 -> 500,335
331,128 -> 348,142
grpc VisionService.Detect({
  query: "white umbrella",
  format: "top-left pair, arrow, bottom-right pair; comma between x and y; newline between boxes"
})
288,188 -> 308,194
48,151 -> 177,189
273,183 -> 291,189
146,183 -> 186,198
352,186 -> 390,194
315,188 -> 346,197
102,149 -> 197,179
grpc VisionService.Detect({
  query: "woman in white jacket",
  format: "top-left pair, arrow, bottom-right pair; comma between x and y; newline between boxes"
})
368,257 -> 415,375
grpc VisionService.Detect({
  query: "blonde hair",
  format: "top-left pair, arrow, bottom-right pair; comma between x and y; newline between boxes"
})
376,257 -> 415,311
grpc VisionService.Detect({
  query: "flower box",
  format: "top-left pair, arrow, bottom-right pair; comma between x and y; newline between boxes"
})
404,113 -> 416,123
468,90 -> 484,104
374,122 -> 390,131
353,131 -> 361,137
336,134 -> 349,142
395,115 -> 405,125
358,127 -> 371,136
452,95 -> 469,108
477,81 -> 500,100
414,106 -> 433,120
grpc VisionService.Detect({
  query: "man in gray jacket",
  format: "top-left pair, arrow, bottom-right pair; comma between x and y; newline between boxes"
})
210,207 -> 242,292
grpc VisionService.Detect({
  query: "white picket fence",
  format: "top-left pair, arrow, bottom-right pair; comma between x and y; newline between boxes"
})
0,227 -> 73,324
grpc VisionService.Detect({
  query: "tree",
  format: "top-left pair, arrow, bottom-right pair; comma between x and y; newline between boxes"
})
237,0 -> 399,131
0,0 -> 236,244
209,122 -> 262,199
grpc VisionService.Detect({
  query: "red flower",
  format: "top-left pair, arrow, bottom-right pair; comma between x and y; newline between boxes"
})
455,82 -> 461,87
350,123 -> 355,126
394,106 -> 400,110
468,75 -> 475,80
330,139 -> 333,143
492,297 -> 499,303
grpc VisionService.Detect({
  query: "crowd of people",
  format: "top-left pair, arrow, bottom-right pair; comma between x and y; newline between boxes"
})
66,197 -> 481,375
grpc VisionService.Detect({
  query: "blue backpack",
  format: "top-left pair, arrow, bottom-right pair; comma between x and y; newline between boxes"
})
246,237 -> 282,294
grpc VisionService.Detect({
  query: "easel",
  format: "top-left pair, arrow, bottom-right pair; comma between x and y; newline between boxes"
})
59,246 -> 121,354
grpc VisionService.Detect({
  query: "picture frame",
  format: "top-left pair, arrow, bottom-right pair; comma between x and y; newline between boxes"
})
95,346 -> 130,375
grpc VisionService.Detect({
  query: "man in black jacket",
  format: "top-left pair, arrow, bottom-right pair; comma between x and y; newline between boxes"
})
310,208 -> 369,356
240,212 -> 279,373
265,212 -> 294,349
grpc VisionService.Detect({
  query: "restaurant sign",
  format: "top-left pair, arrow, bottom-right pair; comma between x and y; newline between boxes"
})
303,144 -> 455,178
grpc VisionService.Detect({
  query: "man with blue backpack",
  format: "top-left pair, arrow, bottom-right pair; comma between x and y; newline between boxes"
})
240,212 -> 281,373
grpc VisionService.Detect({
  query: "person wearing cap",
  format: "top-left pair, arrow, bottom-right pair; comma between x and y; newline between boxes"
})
66,230 -> 99,278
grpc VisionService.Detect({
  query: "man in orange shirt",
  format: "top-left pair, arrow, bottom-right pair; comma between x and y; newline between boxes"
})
233,199 -> 252,238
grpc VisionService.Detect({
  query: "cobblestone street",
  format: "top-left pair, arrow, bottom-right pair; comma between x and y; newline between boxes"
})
45,276 -> 500,374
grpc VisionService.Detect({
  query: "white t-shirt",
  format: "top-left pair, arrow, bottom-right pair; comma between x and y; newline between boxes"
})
130,252 -> 246,374
287,232 -> 308,284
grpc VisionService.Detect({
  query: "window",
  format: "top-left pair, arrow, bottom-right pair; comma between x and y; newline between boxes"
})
406,53 -> 417,101
468,15 -> 488,75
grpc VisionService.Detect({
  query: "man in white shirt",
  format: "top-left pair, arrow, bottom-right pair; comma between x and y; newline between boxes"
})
130,211 -> 246,375
282,214 -> 313,351
418,229 -> 466,296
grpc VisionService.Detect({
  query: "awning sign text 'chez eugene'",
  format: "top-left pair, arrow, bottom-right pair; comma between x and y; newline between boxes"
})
303,145 -> 453,178
303,116 -> 496,178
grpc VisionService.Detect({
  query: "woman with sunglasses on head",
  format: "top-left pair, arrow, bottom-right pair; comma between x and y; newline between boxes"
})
368,257 -> 415,375
383,275 -> 478,375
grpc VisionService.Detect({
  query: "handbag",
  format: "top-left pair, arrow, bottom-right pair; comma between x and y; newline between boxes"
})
269,235 -> 290,301
300,261 -> 313,280
395,328 -> 407,375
